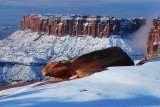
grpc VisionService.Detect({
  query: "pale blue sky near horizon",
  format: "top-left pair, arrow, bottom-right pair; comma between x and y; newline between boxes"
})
0,0 -> 159,25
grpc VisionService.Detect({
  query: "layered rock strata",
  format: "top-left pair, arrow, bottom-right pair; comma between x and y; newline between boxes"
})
147,17 -> 160,55
20,14 -> 145,38
139,17 -> 160,62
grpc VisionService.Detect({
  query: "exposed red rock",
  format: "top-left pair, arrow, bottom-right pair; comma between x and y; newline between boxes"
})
42,47 -> 134,80
138,17 -> 160,63
20,14 -> 144,38
140,53 -> 158,62
76,68 -> 105,78
0,81 -> 72,91
42,60 -> 75,81
0,81 -> 36,91
0,95 -> 8,97
42,61 -> 70,77
147,18 -> 160,55
32,80 -> 71,87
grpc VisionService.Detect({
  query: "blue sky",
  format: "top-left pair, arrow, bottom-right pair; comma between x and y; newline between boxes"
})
0,0 -> 159,25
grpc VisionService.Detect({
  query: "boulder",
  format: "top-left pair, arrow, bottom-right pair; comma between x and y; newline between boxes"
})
76,68 -> 105,78
42,61 -> 71,77
42,47 -> 134,80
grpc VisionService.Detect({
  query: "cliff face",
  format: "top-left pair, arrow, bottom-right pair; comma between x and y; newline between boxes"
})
147,18 -> 160,55
20,14 -> 145,38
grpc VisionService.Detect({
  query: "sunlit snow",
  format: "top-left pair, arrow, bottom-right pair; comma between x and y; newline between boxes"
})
0,60 -> 160,106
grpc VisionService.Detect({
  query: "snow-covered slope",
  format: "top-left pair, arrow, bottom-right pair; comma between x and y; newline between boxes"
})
0,60 -> 160,107
0,30 -> 143,86
0,30 -> 137,63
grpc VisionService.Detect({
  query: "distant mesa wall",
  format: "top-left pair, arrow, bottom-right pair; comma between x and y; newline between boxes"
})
20,14 -> 145,38
147,18 -> 160,55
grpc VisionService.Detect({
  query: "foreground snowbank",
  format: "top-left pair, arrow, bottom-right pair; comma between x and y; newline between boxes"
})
0,60 -> 160,107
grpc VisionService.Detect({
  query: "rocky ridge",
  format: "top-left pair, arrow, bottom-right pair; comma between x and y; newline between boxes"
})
20,14 -> 145,38
147,17 -> 160,55
140,17 -> 160,62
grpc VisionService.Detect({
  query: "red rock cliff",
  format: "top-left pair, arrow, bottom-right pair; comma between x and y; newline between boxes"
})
20,14 -> 145,38
147,18 -> 160,55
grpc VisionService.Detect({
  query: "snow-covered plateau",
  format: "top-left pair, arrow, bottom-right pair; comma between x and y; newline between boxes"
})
0,59 -> 160,107
0,30 -> 143,86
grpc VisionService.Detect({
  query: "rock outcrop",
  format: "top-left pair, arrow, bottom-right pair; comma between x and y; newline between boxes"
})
76,68 -> 105,78
140,53 -> 158,62
42,47 -> 134,80
140,17 -> 160,62
21,14 -> 145,38
147,17 -> 160,55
